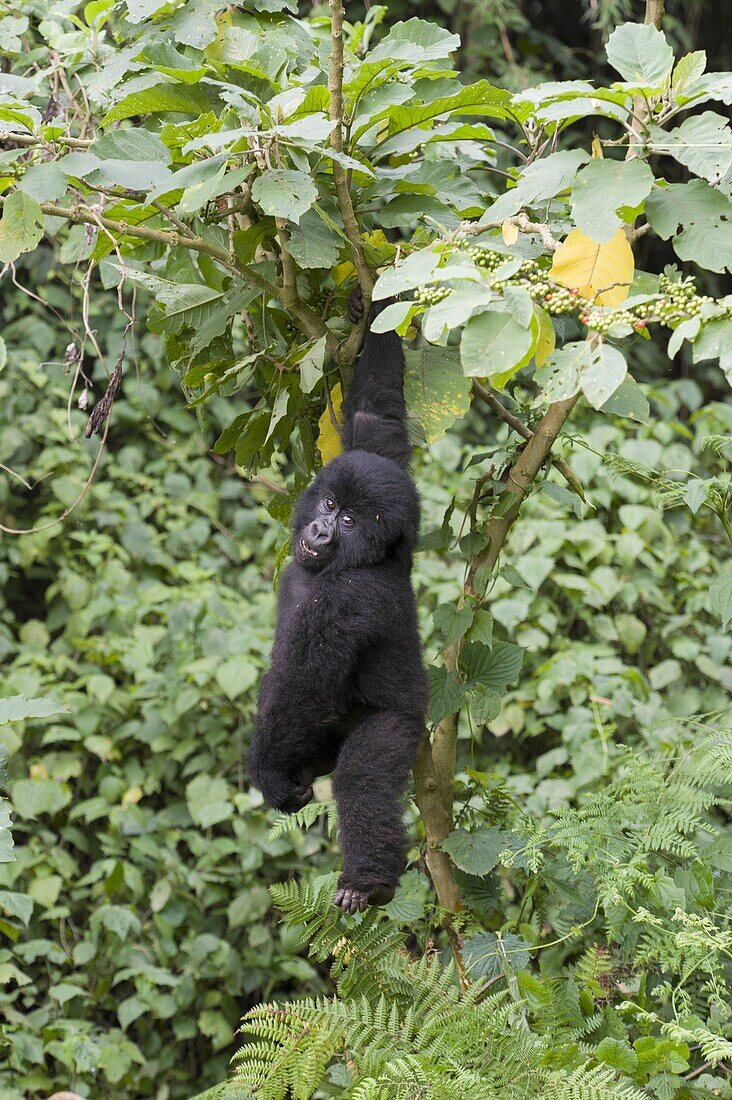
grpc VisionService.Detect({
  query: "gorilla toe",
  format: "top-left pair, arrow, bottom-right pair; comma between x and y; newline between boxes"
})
333,882 -> 396,914
348,287 -> 364,324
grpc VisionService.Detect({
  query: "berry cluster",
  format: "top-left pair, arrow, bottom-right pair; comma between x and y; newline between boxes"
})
414,284 -> 452,306
416,248 -> 731,338
578,307 -> 641,336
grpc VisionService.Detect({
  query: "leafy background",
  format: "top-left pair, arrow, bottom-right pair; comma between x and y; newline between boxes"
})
0,0 -> 731,1098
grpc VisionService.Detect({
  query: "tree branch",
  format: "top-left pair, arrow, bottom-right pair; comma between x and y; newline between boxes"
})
328,0 -> 374,367
0,130 -> 93,149
466,394 -> 580,595
0,194 -> 330,342
471,381 -> 586,501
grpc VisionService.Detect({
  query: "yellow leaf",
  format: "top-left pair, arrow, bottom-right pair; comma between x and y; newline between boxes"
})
122,786 -> 143,807
501,219 -> 519,245
550,228 -> 634,307
533,306 -> 556,368
332,261 -> 355,286
591,135 -> 603,159
317,383 -> 344,464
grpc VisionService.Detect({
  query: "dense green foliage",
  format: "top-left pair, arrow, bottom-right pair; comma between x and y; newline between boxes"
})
2,300 -> 731,1095
1,0 -> 732,1098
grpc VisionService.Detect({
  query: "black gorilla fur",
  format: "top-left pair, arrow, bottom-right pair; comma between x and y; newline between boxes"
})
248,295 -> 427,914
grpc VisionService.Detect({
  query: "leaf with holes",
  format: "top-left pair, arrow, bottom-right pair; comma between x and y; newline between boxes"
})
0,192 -> 44,262
251,170 -> 318,224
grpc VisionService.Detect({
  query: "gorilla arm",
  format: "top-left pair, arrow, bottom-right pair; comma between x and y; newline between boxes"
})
341,295 -> 411,469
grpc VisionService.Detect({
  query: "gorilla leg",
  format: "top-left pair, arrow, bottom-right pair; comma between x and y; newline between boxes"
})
332,711 -> 423,913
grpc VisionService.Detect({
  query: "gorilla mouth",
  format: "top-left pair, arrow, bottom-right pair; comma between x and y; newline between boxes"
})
299,539 -> 318,558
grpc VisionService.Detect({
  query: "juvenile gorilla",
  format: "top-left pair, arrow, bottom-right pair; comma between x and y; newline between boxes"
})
248,294 -> 427,914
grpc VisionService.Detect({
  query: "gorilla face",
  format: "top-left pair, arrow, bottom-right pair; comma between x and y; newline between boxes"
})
295,492 -> 356,569
293,450 -> 419,573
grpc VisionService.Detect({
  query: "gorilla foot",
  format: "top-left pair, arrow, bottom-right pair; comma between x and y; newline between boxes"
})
333,882 -> 396,915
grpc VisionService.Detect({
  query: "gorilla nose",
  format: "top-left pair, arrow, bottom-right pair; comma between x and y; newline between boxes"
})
307,518 -> 333,545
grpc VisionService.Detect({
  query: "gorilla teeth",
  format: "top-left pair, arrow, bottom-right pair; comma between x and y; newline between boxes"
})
300,539 -> 318,557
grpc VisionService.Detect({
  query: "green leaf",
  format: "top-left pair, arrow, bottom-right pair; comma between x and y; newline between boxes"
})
186,774 -> 234,828
535,342 -> 591,403
646,180 -> 732,274
0,191 -> 44,262
596,1038 -> 639,1075
367,18 -> 460,65
571,159 -> 653,243
684,479 -> 709,514
287,209 -> 342,269
173,6 -> 218,48
650,112 -> 732,185
427,665 -> 466,725
434,603 -> 473,645
298,336 -> 327,394
672,51 -> 706,95
384,869 -> 426,923
598,374 -> 650,422
461,310 -> 535,382
0,890 -> 33,926
0,15 -> 28,53
104,81 -> 215,125
606,22 -> 674,87
0,335 -> 5,372
0,696 -> 65,724
215,657 -> 257,701
11,778 -> 70,820
404,346 -> 471,444
178,165 -> 252,217
371,300 -> 415,334
93,126 -> 170,164
467,609 -> 493,647
708,572 -> 732,631
375,81 -> 510,156
421,283 -> 493,343
0,803 -> 13,864
482,149 -> 590,223
373,250 -> 441,300
581,344 -> 627,409
469,684 -> 502,725
18,161 -> 67,202
461,640 -> 523,692
125,0 -> 165,21
463,931 -> 530,979
691,318 -> 732,383
540,481 -> 584,519
233,222 -> 274,264
94,904 -> 141,941
251,169 -> 318,224
442,826 -> 508,875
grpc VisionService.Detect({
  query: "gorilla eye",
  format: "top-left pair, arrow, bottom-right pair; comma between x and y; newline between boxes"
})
324,497 -> 336,511
341,514 -> 355,529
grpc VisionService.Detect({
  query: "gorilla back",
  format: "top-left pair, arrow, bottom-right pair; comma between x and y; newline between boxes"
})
248,298 -> 427,914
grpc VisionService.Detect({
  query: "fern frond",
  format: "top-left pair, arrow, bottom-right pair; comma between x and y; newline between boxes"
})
268,799 -> 337,841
